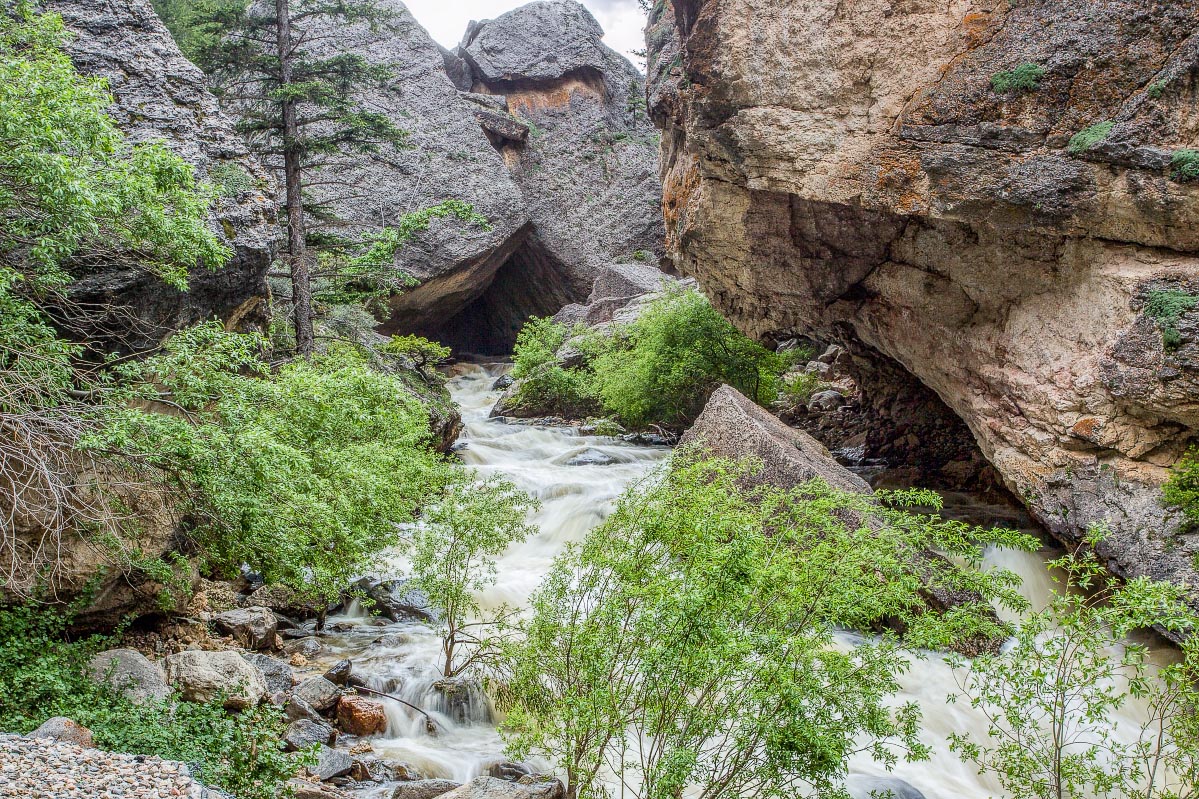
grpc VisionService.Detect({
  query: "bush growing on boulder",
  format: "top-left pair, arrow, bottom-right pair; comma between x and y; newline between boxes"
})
509,288 -> 789,431
499,454 -> 1033,799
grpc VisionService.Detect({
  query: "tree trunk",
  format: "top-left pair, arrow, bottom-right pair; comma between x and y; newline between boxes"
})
276,0 -> 314,356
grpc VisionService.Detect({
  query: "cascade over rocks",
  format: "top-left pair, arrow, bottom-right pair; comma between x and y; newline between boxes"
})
245,0 -> 663,354
47,0 -> 276,350
648,0 -> 1199,609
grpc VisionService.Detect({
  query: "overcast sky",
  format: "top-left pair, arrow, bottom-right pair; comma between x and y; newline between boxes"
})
403,0 -> 646,66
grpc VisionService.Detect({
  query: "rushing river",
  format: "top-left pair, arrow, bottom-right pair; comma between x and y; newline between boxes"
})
311,363 -> 1171,799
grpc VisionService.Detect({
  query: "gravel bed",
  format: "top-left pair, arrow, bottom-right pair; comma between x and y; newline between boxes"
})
0,735 -> 212,798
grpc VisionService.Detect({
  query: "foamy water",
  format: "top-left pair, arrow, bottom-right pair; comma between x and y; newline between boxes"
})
315,363 -> 1174,799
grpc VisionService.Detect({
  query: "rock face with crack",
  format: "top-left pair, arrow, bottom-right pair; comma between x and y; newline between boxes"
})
647,0 -> 1199,606
48,0 -> 276,351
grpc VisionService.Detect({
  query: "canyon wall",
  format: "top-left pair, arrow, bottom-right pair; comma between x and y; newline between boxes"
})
647,0 -> 1199,598
232,0 -> 663,354
49,0 -> 278,351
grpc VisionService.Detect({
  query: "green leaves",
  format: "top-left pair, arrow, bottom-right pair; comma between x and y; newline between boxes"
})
89,325 -> 453,603
948,532 -> 1199,799
510,287 -> 791,431
499,454 -> 1033,799
409,473 -> 538,678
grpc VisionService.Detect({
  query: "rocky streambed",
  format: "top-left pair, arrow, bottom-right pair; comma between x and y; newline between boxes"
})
29,365 -> 1177,799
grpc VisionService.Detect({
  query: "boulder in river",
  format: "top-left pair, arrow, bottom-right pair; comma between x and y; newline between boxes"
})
295,676 -> 343,714
87,649 -> 170,705
437,777 -> 545,799
388,780 -> 464,799
847,775 -> 926,799
679,385 -> 870,494
335,695 -> 388,737
162,650 -> 267,710
308,745 -> 354,781
284,719 -> 337,752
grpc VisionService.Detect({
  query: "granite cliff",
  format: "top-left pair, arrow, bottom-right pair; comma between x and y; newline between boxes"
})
647,0 -> 1199,601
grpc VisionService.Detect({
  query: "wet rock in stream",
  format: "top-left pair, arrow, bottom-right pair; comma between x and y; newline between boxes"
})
387,780 -> 464,799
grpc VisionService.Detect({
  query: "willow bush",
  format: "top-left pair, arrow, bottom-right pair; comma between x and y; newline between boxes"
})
499,454 -> 1035,799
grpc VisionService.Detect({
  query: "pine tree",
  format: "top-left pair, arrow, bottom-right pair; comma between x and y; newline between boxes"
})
176,0 -> 410,355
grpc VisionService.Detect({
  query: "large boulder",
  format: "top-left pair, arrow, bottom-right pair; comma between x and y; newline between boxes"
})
87,649 -> 170,705
679,385 -> 871,494
212,607 -> 278,651
47,0 -> 275,351
443,0 -> 664,353
647,0 -> 1199,615
162,650 -> 267,709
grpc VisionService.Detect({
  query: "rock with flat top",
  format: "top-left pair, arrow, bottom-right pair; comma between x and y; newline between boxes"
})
680,385 -> 870,494
389,780 -> 463,799
295,676 -> 342,713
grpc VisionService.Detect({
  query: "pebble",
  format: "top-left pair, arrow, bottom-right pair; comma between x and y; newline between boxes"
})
0,735 -> 213,798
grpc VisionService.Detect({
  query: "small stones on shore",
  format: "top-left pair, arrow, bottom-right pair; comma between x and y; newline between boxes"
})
0,734 -> 208,798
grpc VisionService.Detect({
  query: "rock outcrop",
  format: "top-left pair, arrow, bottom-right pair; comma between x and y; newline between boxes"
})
216,0 -> 662,355
48,0 -> 276,350
442,0 -> 665,352
648,0 -> 1199,602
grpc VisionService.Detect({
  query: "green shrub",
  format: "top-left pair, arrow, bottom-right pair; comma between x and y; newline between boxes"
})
208,161 -> 257,197
949,529 -> 1199,799
1146,288 -> 1197,349
588,288 -> 789,430
500,454 -> 1034,799
90,324 -> 453,603
991,63 -> 1046,93
1164,450 -> 1199,526
1067,121 -> 1114,155
509,290 -> 790,430
1148,80 -> 1167,100
778,370 -> 827,407
510,317 -> 598,417
1171,149 -> 1199,183
0,604 -> 305,799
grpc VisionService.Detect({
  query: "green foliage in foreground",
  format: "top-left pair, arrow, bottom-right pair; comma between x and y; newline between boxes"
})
1068,121 -> 1114,155
1146,288 -> 1197,350
949,528 -> 1199,799
89,324 -> 453,603
1172,149 -> 1199,183
0,604 -> 304,799
1164,449 -> 1199,527
0,3 -> 229,413
991,63 -> 1046,93
510,288 -> 791,430
499,454 -> 1036,799
409,474 -> 538,679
